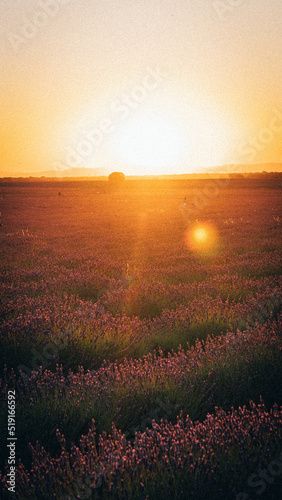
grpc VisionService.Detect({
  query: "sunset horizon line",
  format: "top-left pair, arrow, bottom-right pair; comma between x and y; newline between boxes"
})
1,162 -> 282,180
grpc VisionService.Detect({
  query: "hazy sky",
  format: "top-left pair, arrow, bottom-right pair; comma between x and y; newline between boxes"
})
0,0 -> 281,175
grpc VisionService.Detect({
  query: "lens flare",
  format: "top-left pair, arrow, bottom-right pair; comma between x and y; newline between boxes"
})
184,222 -> 219,254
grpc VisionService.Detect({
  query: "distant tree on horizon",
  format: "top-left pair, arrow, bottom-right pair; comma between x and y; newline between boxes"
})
108,172 -> 125,184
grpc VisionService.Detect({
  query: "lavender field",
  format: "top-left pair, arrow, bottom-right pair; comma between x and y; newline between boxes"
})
0,178 -> 282,499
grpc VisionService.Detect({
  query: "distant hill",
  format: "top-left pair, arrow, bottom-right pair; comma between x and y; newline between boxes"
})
201,163 -> 282,174
23,167 -> 108,178
0,163 -> 281,178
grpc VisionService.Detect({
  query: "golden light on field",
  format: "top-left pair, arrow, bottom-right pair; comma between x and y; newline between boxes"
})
185,222 -> 219,254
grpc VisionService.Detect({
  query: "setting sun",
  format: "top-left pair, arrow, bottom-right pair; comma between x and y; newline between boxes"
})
1,1 -> 281,177
109,92 -> 239,176
111,110 -> 187,176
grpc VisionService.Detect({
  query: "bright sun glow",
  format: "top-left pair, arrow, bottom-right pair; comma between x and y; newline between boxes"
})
110,94 -> 237,176
185,222 -> 219,254
112,110 -> 187,176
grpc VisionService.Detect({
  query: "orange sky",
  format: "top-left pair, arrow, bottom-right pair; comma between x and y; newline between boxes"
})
0,0 -> 282,176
